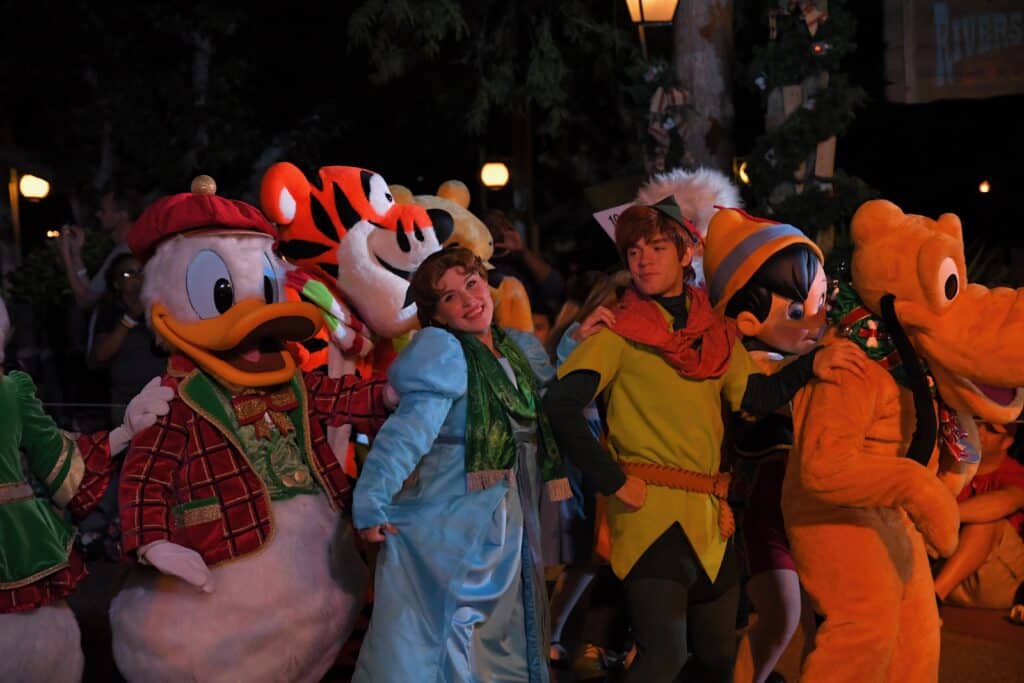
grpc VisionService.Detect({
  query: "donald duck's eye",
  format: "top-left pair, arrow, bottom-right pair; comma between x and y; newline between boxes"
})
187,249 -> 234,319
214,280 -> 234,313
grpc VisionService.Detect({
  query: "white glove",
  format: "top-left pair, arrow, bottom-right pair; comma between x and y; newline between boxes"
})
109,377 -> 174,453
140,540 -> 215,593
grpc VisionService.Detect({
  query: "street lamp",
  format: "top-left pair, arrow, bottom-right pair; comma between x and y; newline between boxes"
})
6,169 -> 52,255
19,173 -> 50,200
480,162 -> 510,189
625,0 -> 680,59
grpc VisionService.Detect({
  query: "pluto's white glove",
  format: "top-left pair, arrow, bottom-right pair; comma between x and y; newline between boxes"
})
139,540 -> 215,593
108,376 -> 174,454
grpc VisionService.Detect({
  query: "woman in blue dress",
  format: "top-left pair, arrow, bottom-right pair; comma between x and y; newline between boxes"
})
353,247 -> 572,683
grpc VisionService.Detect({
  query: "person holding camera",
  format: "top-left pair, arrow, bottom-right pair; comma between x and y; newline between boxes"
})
57,189 -> 141,310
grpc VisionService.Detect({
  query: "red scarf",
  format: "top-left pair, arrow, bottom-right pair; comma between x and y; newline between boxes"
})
610,286 -> 738,380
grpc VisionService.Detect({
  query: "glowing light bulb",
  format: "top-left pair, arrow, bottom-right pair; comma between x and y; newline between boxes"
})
19,174 -> 50,199
978,180 -> 991,194
480,162 -> 510,189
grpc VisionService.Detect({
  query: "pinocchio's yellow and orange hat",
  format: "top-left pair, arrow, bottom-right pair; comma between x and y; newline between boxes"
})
703,207 -> 823,314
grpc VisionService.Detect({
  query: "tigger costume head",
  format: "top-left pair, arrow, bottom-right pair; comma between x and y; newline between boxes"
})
260,163 -> 453,339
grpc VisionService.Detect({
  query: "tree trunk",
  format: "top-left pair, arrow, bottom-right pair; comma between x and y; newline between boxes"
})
673,0 -> 735,172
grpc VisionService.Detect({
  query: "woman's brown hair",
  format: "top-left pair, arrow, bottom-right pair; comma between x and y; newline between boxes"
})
410,247 -> 490,328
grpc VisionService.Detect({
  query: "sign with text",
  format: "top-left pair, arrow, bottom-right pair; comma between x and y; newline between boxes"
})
885,0 -> 1024,103
592,202 -> 635,243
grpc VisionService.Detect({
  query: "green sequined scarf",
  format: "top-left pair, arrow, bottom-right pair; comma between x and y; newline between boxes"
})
827,280 -> 978,464
827,280 -> 917,388
454,326 -> 569,497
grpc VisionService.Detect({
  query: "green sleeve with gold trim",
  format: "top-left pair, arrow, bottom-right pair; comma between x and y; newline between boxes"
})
11,371 -> 79,499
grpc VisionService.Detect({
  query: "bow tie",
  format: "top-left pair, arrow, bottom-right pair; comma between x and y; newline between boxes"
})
231,386 -> 299,439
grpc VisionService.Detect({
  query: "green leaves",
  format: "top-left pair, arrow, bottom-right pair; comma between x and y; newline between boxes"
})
346,1 -> 632,141
348,0 -> 469,83
740,0 -> 876,244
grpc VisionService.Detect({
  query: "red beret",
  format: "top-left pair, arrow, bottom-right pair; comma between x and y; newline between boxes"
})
129,191 -> 277,262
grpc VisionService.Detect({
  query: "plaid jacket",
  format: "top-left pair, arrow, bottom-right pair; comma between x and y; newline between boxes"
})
119,355 -> 388,568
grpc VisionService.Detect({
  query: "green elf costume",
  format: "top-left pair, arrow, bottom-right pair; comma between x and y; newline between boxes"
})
0,294 -> 171,682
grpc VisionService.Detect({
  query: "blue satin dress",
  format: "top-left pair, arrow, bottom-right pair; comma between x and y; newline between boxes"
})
352,327 -> 554,683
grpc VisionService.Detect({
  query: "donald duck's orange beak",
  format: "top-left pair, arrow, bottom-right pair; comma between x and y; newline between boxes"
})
151,298 -> 322,388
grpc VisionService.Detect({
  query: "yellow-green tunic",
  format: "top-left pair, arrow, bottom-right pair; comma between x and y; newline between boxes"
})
557,312 -> 758,582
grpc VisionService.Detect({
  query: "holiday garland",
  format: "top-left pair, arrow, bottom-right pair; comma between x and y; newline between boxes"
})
742,0 -> 877,242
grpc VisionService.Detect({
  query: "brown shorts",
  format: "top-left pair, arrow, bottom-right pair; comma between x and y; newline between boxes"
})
947,519 -> 1024,609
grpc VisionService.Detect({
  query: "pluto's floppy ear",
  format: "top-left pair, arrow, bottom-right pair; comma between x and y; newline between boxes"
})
934,212 -> 963,242
850,199 -> 905,246
260,162 -> 311,227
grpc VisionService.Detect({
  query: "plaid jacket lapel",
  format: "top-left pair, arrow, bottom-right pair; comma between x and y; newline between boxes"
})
178,370 -> 248,453
178,369 -> 315,474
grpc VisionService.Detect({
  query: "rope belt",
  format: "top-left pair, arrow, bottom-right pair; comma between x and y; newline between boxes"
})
619,462 -> 735,539
0,481 -> 34,505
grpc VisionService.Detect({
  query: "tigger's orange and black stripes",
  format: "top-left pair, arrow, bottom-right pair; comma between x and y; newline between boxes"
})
261,163 -> 453,343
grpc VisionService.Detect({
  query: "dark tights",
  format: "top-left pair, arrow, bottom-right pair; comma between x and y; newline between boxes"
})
624,525 -> 740,683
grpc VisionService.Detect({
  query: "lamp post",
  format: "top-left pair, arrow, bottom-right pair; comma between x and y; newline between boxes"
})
625,0 -> 680,59
6,169 -> 51,255
6,170 -> 22,255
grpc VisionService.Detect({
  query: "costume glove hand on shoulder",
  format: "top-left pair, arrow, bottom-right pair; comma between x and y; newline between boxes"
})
811,339 -> 868,384
109,376 -> 175,453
